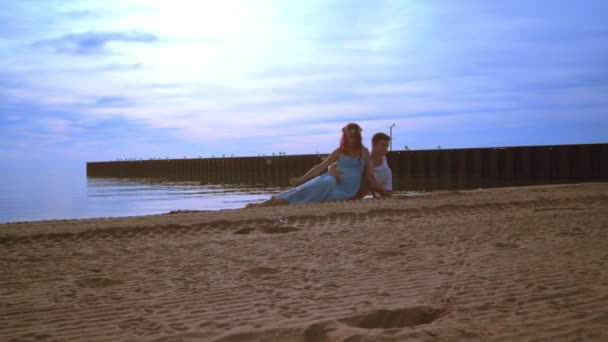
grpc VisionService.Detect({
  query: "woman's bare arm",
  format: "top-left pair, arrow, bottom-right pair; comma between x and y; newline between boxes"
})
290,149 -> 340,186
363,148 -> 384,191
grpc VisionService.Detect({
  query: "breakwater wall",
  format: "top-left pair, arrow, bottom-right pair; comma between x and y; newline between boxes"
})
87,143 -> 608,191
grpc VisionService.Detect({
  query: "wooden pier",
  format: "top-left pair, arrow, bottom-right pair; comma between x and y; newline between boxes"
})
87,143 -> 608,191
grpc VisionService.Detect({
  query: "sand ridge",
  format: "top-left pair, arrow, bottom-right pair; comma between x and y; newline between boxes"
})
1,183 -> 608,341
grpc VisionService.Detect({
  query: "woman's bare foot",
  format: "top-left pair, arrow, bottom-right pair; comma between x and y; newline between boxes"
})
245,197 -> 287,208
271,198 -> 288,206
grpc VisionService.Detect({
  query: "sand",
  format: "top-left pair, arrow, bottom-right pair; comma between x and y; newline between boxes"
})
1,183 -> 607,341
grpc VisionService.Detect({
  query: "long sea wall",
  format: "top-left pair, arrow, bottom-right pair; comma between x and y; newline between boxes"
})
87,143 -> 608,191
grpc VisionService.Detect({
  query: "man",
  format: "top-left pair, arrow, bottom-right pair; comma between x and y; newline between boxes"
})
329,132 -> 392,199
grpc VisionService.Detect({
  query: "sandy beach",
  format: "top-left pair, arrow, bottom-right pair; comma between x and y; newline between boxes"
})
1,183 -> 607,341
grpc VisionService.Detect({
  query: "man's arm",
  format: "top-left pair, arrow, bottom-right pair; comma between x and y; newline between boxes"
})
378,164 -> 393,197
352,173 -> 370,199
363,148 -> 384,192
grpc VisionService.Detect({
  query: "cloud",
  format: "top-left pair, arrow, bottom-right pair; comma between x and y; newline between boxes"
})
32,30 -> 160,55
89,62 -> 144,72
0,0 -> 606,166
94,96 -> 134,108
61,9 -> 109,20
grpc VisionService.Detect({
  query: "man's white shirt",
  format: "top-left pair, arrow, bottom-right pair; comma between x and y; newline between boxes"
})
373,156 -> 392,191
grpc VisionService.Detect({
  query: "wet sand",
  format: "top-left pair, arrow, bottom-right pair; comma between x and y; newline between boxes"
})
1,183 -> 607,341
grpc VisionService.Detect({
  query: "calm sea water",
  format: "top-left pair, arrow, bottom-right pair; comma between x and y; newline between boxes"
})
0,167 -> 279,224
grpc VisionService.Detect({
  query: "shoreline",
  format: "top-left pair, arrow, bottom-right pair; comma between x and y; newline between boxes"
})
2,182 -> 607,341
0,183 -> 600,235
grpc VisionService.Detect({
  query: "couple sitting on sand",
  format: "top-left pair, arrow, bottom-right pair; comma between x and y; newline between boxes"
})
249,123 -> 392,207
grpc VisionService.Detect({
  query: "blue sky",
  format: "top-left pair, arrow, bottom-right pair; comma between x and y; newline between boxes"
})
1,0 -> 607,169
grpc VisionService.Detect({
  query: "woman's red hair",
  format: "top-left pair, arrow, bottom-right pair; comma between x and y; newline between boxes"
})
339,123 -> 363,153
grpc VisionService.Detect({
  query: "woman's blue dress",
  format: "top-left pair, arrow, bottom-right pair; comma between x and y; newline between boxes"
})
274,154 -> 365,204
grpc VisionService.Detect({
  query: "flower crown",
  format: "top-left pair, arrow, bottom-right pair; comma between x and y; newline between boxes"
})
342,127 -> 362,135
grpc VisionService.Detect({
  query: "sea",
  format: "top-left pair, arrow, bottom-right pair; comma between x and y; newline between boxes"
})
0,167 -> 280,224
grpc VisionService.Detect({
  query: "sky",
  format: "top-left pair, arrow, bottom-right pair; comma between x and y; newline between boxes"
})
1,0 -> 607,170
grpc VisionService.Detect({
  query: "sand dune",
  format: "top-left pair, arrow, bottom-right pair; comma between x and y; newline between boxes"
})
1,183 -> 607,341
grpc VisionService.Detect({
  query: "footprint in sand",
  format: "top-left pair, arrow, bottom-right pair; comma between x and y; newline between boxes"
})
118,316 -> 162,336
16,332 -> 54,341
555,227 -> 586,237
302,306 -> 444,340
74,277 -> 124,288
169,322 -> 189,332
338,306 -> 444,329
259,226 -> 301,234
374,250 -> 403,259
233,227 -> 255,234
494,242 -> 520,249
233,226 -> 301,235
243,266 -> 280,277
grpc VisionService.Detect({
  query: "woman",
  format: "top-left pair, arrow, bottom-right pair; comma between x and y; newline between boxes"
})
249,123 -> 383,207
